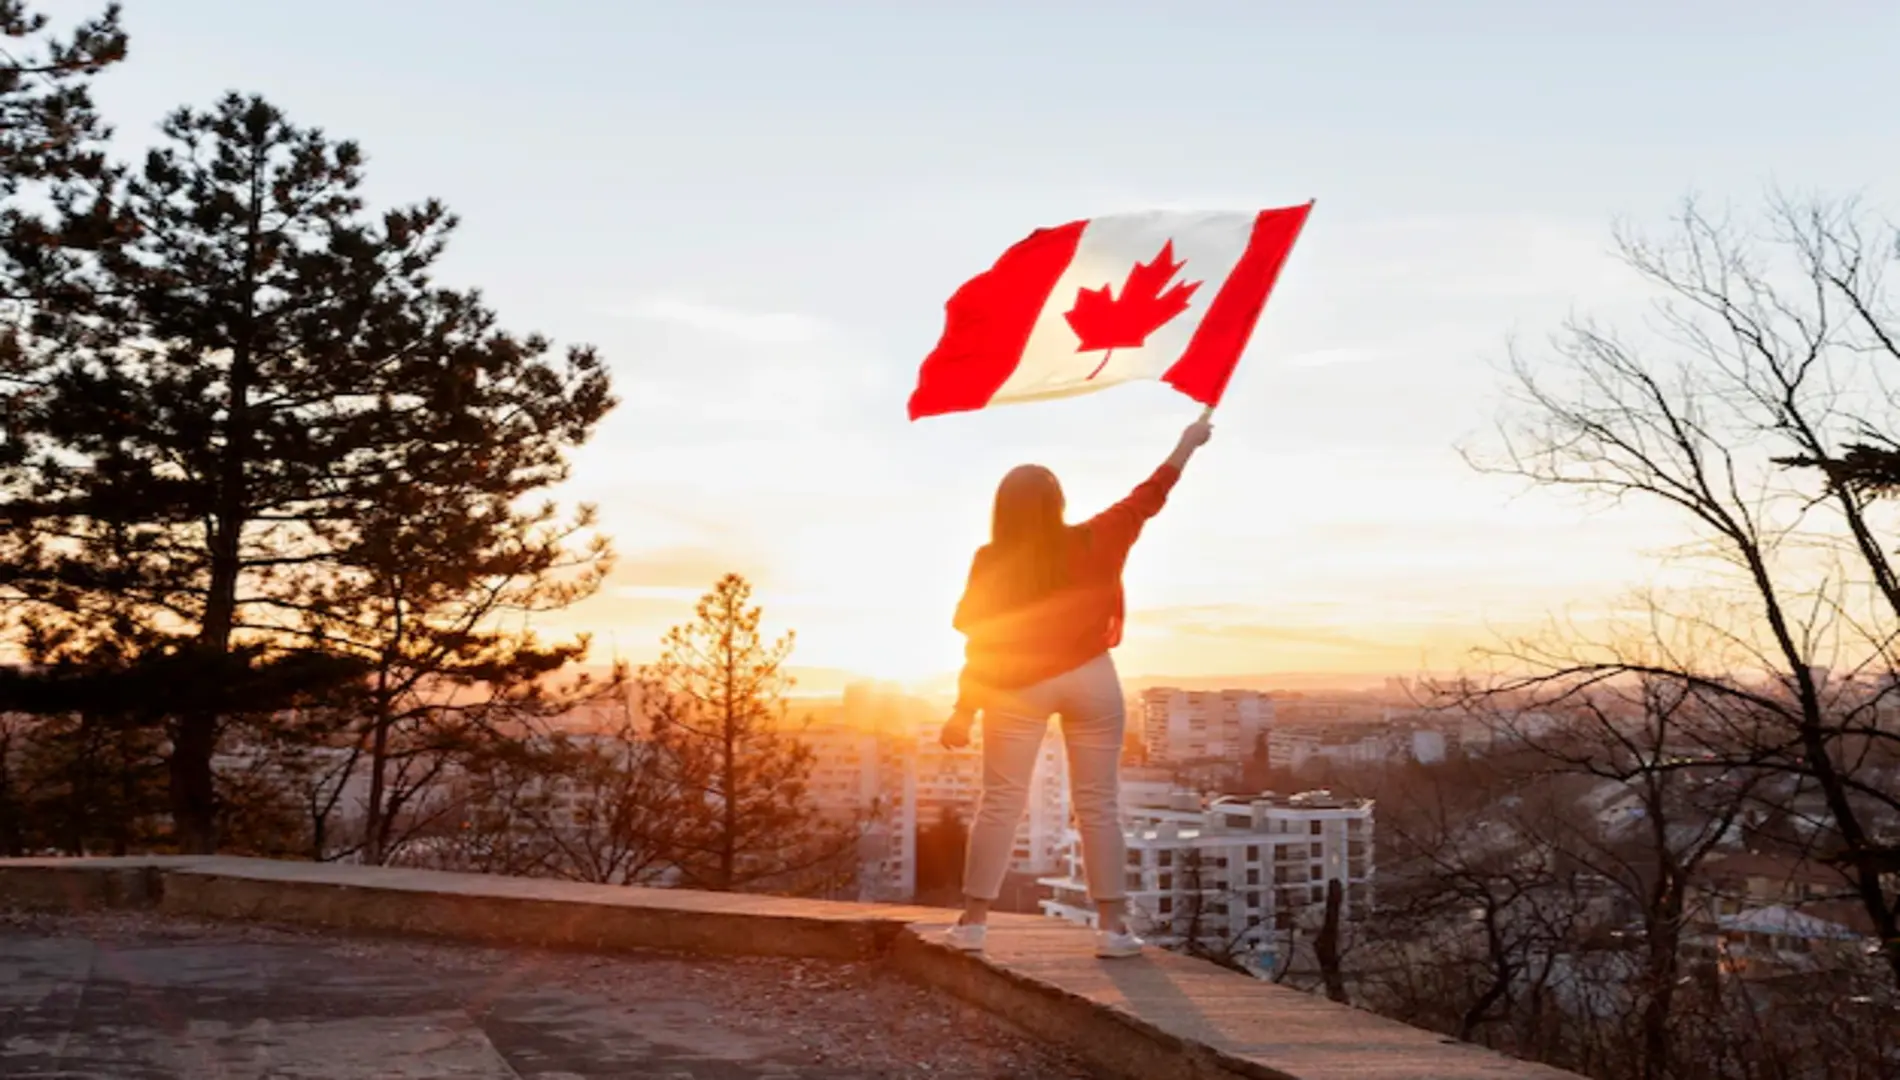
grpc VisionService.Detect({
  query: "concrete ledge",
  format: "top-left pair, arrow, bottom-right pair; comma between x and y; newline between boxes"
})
0,855 -> 201,912
1,856 -> 1576,1080
1,855 -> 961,961
894,921 -> 1576,1080
171,858 -> 966,961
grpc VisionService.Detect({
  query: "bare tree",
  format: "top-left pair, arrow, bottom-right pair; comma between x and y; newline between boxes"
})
1354,753 -> 1593,1057
1447,671 -> 1767,1080
1468,195 -> 1900,987
1162,847 -> 1266,975
513,716 -> 679,886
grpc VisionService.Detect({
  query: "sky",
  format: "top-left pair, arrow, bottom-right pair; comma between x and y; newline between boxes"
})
49,1 -> 1900,688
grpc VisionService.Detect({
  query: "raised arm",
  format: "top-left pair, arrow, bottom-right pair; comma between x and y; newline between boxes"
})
1164,414 -> 1213,472
1083,416 -> 1213,550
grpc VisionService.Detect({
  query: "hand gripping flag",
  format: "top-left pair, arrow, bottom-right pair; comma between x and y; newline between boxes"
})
908,203 -> 1311,420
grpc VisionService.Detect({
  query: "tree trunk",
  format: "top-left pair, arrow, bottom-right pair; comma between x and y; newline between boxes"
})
719,619 -> 738,892
719,714 -> 737,891
1316,877 -> 1349,1003
111,721 -> 133,856
1639,879 -> 1682,1080
1458,899 -> 1511,1041
0,729 -> 19,857
177,364 -> 249,854
168,710 -> 219,854
364,701 -> 392,865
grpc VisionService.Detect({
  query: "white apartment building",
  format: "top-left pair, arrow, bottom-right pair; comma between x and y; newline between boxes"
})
1140,688 -> 1273,763
913,737 -> 981,824
1012,736 -> 1071,875
1267,726 -> 1392,772
1039,789 -> 1374,968
913,716 -> 1075,877
798,719 -> 919,901
800,683 -> 1074,898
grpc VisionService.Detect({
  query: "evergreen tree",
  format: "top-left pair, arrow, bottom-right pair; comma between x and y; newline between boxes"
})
642,574 -> 845,892
0,1 -> 123,192
0,94 -> 611,851
287,308 -> 617,865
2,2 -> 127,339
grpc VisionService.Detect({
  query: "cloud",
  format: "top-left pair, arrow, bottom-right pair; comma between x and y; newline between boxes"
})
614,294 -> 833,345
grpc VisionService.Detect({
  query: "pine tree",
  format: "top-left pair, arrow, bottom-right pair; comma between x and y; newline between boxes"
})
2,2 -> 127,340
313,495 -> 621,866
642,574 -> 847,892
269,208 -> 619,865
0,94 -> 612,852
0,2 -> 124,192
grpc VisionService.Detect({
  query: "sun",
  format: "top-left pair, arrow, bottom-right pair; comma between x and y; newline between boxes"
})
812,620 -> 955,685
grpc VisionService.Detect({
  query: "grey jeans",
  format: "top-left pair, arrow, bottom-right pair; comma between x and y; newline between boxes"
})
962,652 -> 1127,902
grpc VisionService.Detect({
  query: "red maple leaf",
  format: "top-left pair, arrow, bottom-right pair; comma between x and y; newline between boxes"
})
1063,240 -> 1201,379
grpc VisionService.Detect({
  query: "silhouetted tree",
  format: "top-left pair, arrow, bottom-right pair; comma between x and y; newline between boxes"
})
292,387 -> 615,865
2,2 -> 128,392
642,574 -> 848,893
0,93 -> 610,852
1469,195 -> 1900,988
0,2 -> 124,191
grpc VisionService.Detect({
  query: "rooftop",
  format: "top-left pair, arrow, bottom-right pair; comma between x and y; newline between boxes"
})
2,909 -> 1086,1079
0,855 -> 1581,1080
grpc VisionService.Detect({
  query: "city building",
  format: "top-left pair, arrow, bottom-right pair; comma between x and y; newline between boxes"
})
800,682 -> 1071,900
1139,688 -> 1273,764
797,716 -> 918,902
1039,789 -> 1374,972
1266,725 -> 1390,772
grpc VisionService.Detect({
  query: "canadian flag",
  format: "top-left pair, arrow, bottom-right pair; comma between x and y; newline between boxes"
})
908,203 -> 1311,420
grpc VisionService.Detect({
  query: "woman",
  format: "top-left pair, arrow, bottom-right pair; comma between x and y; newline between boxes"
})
940,414 -> 1213,958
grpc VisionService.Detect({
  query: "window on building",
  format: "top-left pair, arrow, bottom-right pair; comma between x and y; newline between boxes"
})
1246,869 -> 1260,886
1160,872 -> 1173,891
1159,851 -> 1173,868
1246,845 -> 1260,862
1127,849 -> 1142,866
1310,842 -> 1323,857
1310,821 -> 1322,835
1159,897 -> 1174,915
1309,866 -> 1322,881
1310,885 -> 1324,902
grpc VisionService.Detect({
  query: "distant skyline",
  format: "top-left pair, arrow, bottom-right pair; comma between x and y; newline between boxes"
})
60,1 -> 1900,684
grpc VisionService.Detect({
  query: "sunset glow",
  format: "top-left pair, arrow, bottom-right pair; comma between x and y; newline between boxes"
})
74,2 -> 1900,688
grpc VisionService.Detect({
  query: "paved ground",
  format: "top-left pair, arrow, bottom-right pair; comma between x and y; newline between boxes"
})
0,910 -> 1100,1079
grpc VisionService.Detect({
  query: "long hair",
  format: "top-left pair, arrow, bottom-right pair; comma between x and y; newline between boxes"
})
986,464 -> 1069,605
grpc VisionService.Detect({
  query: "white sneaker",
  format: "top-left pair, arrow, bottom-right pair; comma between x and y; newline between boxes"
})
944,922 -> 987,951
1094,927 -> 1144,958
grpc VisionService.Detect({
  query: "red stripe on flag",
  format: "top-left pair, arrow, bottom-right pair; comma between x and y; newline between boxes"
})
908,221 -> 1087,420
1162,202 -> 1312,407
